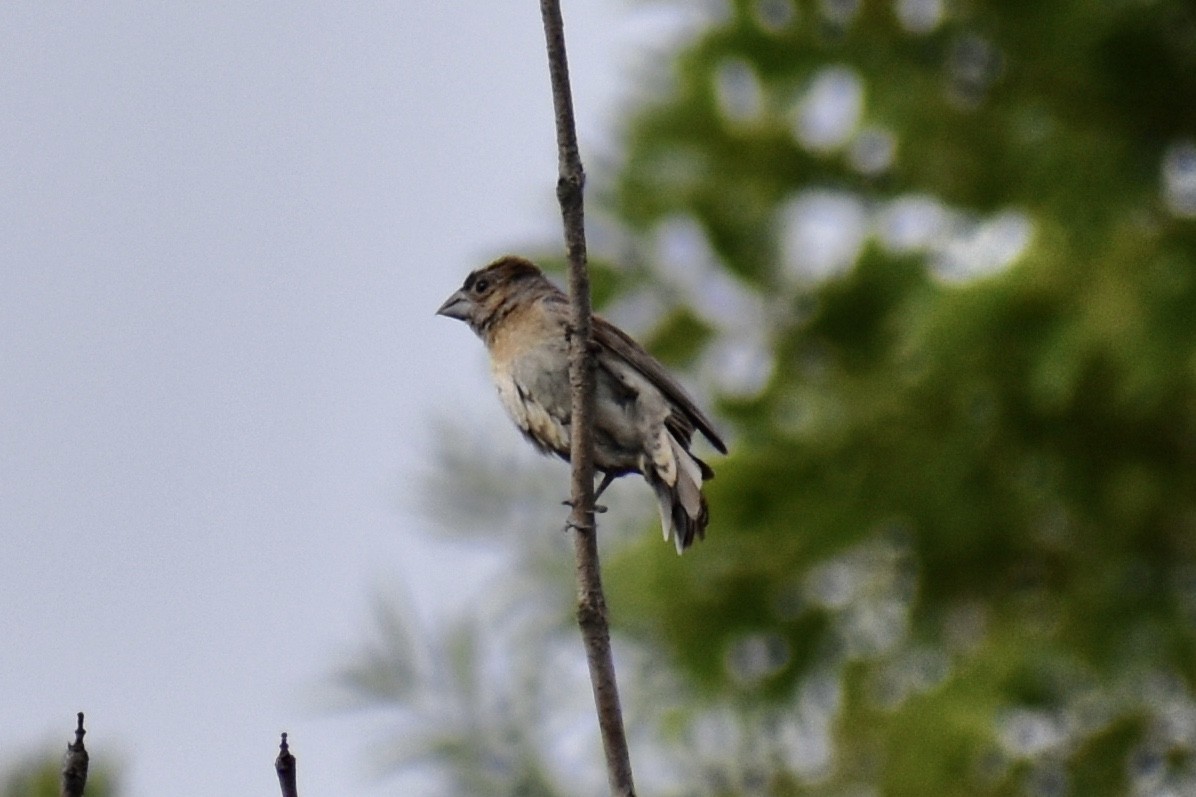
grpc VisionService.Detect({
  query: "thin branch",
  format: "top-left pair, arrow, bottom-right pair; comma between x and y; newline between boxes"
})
275,732 -> 299,797
60,712 -> 89,797
538,2 -> 637,796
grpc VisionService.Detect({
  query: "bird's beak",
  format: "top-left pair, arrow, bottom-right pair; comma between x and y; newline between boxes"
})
435,289 -> 472,321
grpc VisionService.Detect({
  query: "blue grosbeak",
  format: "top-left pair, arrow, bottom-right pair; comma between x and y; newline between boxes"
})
436,255 -> 726,553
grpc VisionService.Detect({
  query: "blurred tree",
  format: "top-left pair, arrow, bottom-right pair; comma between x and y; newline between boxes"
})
352,1 -> 1196,795
0,754 -> 116,797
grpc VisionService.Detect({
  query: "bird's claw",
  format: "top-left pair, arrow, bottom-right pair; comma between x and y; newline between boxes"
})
561,499 -> 608,513
564,519 -> 594,535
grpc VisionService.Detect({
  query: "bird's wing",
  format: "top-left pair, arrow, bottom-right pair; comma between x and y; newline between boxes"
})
592,315 -> 727,454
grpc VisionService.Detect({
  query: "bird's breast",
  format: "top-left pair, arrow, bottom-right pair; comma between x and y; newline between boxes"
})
489,358 -> 569,455
486,307 -> 573,456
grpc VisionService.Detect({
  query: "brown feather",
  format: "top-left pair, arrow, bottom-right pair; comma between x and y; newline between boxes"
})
592,316 -> 727,454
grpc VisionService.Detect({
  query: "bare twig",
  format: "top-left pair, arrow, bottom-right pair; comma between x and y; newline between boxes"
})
60,712 -> 89,797
275,732 -> 299,797
538,2 -> 636,796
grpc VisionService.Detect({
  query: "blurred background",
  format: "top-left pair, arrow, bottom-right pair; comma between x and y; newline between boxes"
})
5,1 -> 1196,796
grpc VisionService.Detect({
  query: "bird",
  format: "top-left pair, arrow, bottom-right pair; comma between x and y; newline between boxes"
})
436,255 -> 726,553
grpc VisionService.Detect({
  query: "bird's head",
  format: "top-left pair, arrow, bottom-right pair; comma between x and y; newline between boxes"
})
436,255 -> 551,336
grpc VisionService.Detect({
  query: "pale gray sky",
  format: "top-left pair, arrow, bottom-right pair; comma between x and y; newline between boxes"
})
0,3 -> 694,795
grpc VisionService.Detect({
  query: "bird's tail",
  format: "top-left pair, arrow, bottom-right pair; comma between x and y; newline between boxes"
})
646,433 -> 713,554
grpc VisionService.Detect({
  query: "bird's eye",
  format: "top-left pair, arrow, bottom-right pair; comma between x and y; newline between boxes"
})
473,278 -> 489,294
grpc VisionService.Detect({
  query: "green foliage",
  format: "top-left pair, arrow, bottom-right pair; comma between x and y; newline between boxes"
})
1,755 -> 116,797
598,0 -> 1196,793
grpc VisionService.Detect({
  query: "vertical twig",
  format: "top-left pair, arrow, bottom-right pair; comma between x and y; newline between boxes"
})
60,712 -> 89,797
275,732 -> 299,797
538,2 -> 636,796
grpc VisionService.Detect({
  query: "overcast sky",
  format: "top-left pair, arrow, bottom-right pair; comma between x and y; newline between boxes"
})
0,3 -> 696,795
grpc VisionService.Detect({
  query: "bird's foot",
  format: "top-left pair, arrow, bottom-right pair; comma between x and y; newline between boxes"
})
563,518 -> 595,535
562,498 -> 608,514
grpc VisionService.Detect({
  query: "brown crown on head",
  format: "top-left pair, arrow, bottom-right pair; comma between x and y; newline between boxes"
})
465,256 -> 544,290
